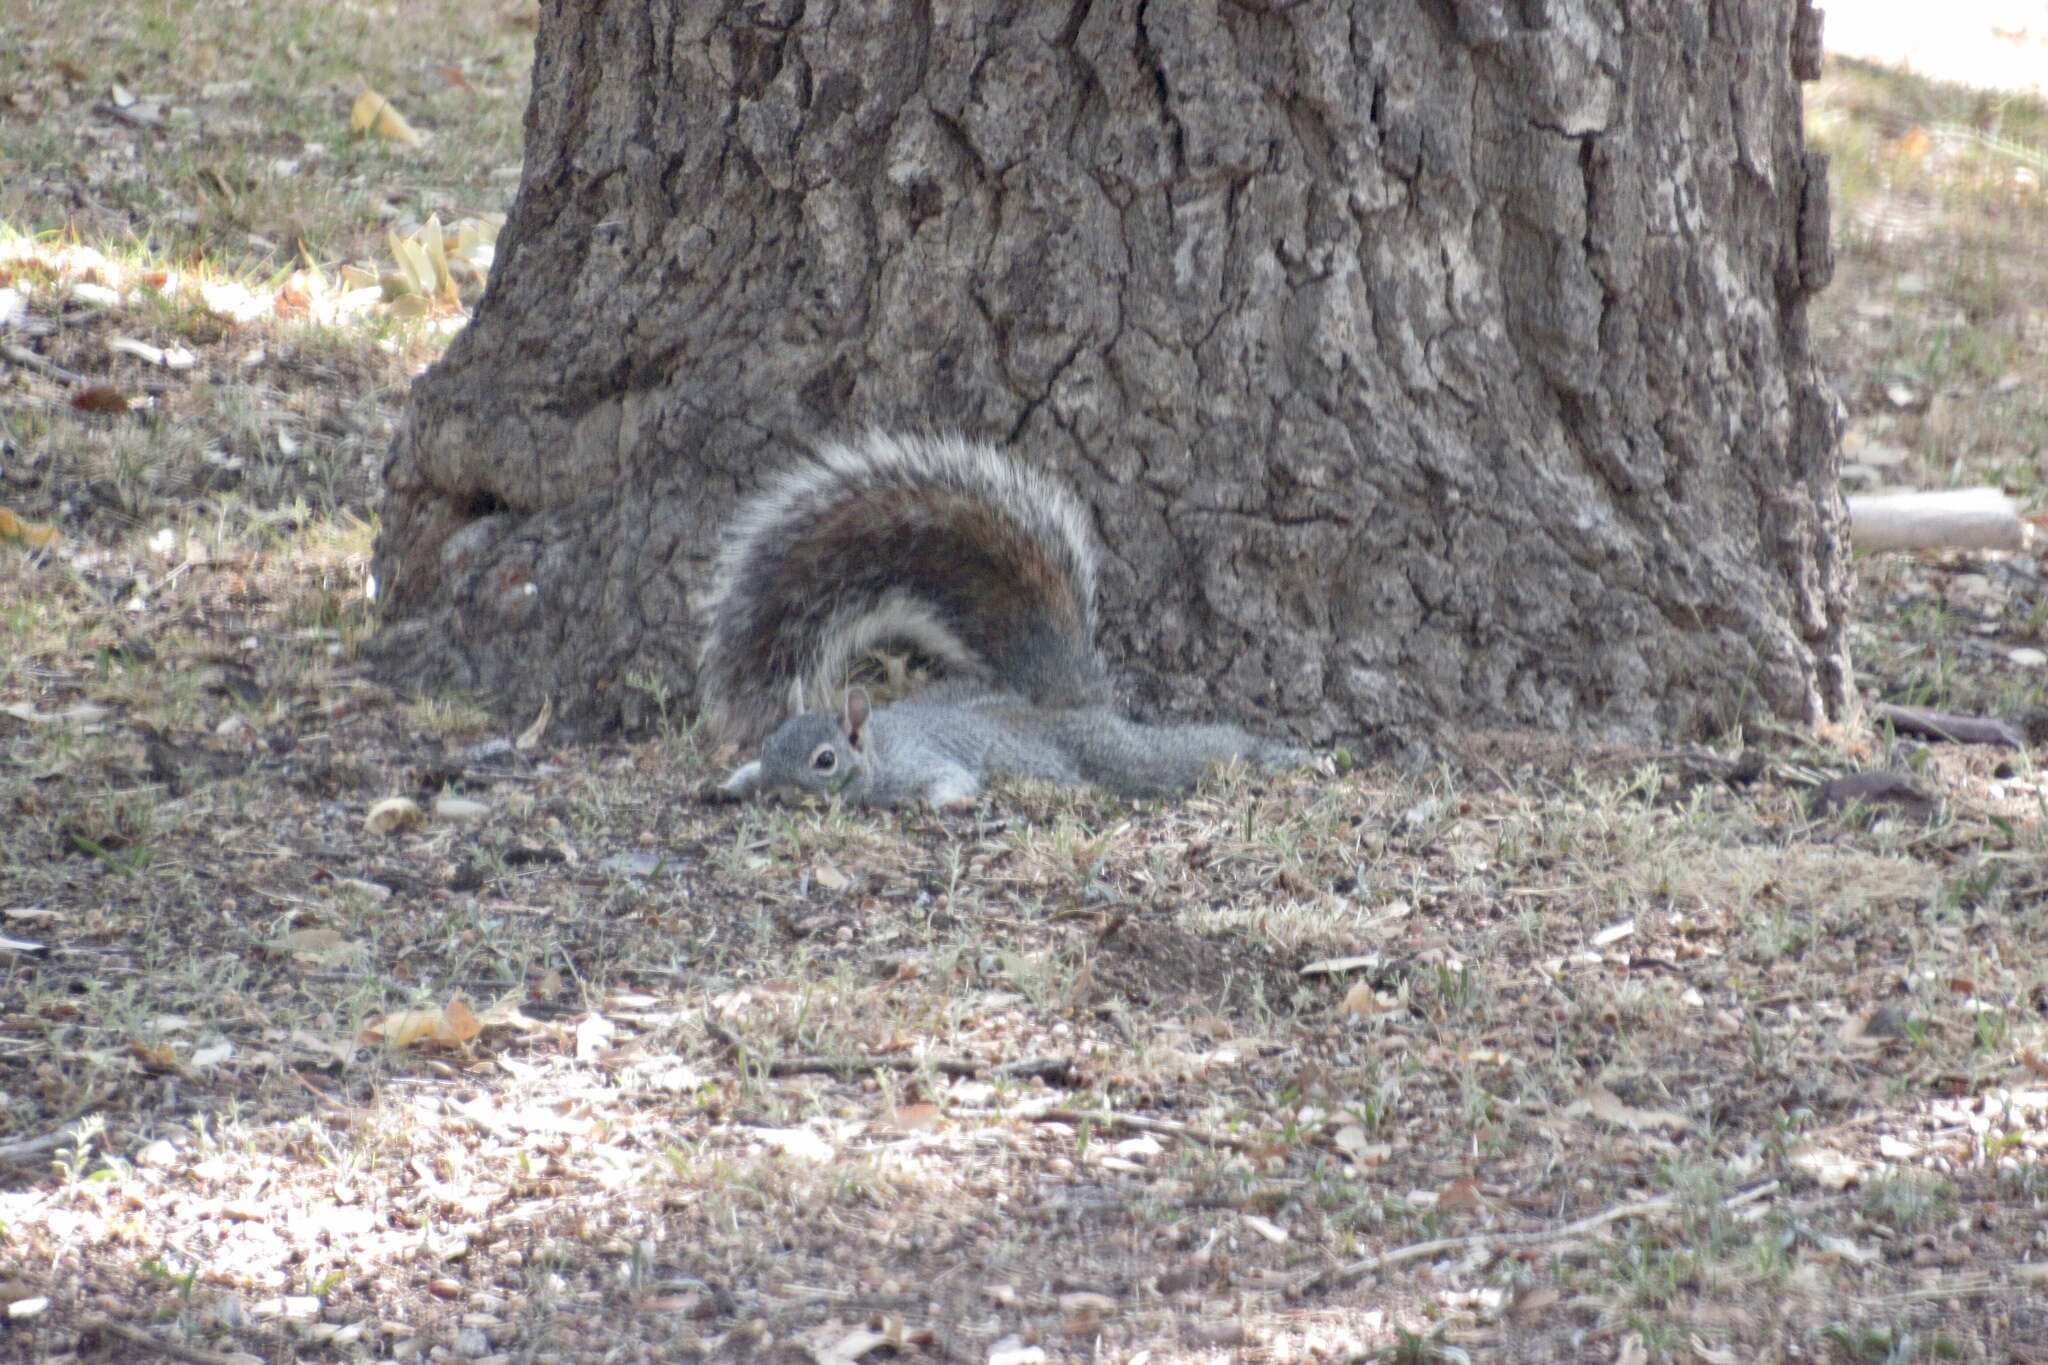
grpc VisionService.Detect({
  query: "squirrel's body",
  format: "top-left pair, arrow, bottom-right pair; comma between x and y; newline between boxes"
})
699,432 -> 1305,808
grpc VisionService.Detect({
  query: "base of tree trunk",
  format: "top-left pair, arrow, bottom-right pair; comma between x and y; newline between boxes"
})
371,0 -> 1851,748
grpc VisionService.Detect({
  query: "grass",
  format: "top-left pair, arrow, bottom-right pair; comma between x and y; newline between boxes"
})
2,11 -> 2048,1365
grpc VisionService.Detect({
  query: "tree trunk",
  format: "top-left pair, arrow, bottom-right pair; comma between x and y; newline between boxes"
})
371,0 -> 1850,748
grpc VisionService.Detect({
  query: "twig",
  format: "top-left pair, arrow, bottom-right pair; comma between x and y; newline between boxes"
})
1026,1107 -> 1265,1153
1,340 -> 87,386
81,1316 -> 250,1365
756,1053 -> 1074,1083
1872,703 -> 2024,750
1293,1180 -> 1781,1296
0,1126 -> 77,1164
706,1020 -> 1073,1083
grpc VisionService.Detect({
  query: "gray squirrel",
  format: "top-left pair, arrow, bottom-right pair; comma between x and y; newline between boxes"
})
698,431 -> 1308,808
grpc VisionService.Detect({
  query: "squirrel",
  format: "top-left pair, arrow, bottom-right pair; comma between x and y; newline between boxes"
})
697,431 -> 1308,808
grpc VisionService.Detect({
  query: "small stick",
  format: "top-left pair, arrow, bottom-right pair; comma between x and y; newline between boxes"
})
1872,703 -> 2024,749
81,1316 -> 251,1365
1025,1107 -> 1266,1153
1293,1181 -> 1781,1296
0,1127 -> 76,1164
1847,488 -> 2032,553
1,340 -> 88,386
755,1054 -> 1074,1082
705,1026 -> 1074,1084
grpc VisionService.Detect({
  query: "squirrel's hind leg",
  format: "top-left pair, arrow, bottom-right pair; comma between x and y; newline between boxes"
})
919,765 -> 982,811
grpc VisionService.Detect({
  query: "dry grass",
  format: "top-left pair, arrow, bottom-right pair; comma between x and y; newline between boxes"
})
2,13 -> 2046,1365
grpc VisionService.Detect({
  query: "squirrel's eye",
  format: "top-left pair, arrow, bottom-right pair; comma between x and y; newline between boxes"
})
810,746 -> 837,773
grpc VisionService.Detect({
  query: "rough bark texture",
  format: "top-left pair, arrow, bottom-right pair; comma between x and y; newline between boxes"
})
372,0 -> 1850,747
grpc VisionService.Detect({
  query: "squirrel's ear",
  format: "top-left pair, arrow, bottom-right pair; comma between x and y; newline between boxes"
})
842,687 -> 872,745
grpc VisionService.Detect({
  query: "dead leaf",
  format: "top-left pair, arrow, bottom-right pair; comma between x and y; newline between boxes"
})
1814,772 -> 1938,822
271,927 -> 365,968
1333,1125 -> 1392,1164
516,697 -> 551,750
351,88 -> 422,145
1591,919 -> 1635,948
433,795 -> 490,823
1241,1214 -> 1289,1244
370,997 -> 482,1049
2,701 -> 108,728
1437,1176 -> 1487,1212
891,1103 -> 941,1131
71,384 -> 129,414
1787,1143 -> 1868,1191
190,1041 -> 234,1068
574,1012 -> 614,1061
1690,1334 -> 1741,1365
757,1128 -> 834,1162
1813,1233 -> 1879,1266
1577,1085 -> 1690,1135
0,508 -> 59,550
1299,954 -> 1384,977
130,1040 -> 181,1073
365,796 -> 423,834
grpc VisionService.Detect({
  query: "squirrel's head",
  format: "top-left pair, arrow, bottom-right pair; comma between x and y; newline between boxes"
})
750,687 -> 874,799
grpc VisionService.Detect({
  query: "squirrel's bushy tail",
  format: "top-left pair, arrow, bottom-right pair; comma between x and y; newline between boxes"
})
698,432 -> 1112,748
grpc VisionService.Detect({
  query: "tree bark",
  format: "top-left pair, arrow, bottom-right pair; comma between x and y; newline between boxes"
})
371,0 -> 1850,747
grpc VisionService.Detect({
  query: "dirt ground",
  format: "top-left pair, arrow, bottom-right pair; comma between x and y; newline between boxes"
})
3,6 -> 2047,1364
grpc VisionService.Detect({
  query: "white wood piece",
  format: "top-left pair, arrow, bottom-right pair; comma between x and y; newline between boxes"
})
1846,487 -> 2034,553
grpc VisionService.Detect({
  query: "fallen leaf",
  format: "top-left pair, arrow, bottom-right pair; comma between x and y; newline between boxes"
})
1241,1214 -> 1289,1244
1577,1085 -> 1689,1134
1299,954 -> 1384,977
1437,1176 -> 1486,1212
757,1127 -> 834,1162
1591,919 -> 1635,948
71,384 -> 129,413
891,1103 -> 941,1131
190,1041 -> 234,1068
351,88 -> 422,145
1814,772 -> 1938,822
574,1012 -> 614,1061
0,508 -> 59,550
2,701 -> 108,728
1690,1335 -> 1740,1365
365,796 -> 423,834
516,697 -> 551,750
1813,1233 -> 1879,1266
433,795 -> 489,822
272,927 -> 365,968
1787,1143 -> 1868,1191
370,997 -> 482,1049
1332,1125 -> 1392,1164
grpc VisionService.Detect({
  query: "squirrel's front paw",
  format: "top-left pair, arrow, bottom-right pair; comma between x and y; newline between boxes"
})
712,760 -> 764,801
